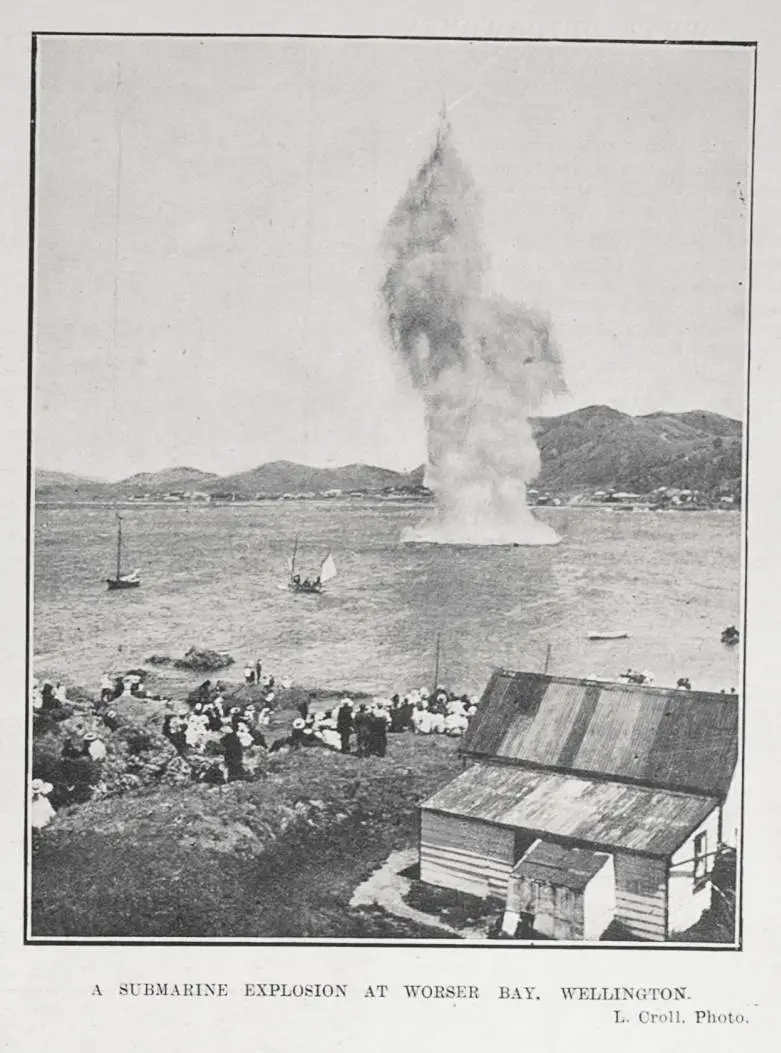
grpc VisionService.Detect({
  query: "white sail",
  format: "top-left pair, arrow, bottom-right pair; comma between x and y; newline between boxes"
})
320,553 -> 337,583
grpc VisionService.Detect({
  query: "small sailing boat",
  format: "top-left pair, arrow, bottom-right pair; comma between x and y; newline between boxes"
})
287,536 -> 337,594
105,85 -> 140,594
106,514 -> 140,590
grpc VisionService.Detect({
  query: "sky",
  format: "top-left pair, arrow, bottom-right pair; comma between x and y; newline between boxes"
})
34,37 -> 754,480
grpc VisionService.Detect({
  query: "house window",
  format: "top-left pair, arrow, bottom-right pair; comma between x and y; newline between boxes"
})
693,832 -> 708,889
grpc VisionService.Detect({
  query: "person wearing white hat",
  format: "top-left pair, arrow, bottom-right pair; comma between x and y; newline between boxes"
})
444,710 -> 468,737
368,705 -> 388,757
290,717 -> 306,749
412,702 -> 432,735
316,709 -> 341,751
83,731 -> 107,761
100,673 -> 113,704
221,723 -> 246,780
429,709 -> 446,735
301,724 -> 326,749
30,779 -> 56,829
185,712 -> 207,750
103,709 -> 120,732
400,694 -> 415,731
446,695 -> 461,716
337,698 -> 354,754
236,721 -> 254,749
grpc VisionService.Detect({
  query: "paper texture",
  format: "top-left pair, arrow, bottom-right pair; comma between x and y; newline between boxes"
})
1,2 -> 779,1050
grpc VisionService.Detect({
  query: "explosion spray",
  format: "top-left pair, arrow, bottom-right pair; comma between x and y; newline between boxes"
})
381,115 -> 567,545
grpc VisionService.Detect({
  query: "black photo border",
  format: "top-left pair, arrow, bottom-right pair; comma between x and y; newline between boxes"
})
23,31 -> 757,949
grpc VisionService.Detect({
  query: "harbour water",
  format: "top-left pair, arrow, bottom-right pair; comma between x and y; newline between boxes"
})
33,500 -> 742,698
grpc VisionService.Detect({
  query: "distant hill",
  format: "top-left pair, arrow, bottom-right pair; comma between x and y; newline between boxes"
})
204,461 -> 414,498
36,406 -> 742,502
35,470 -> 111,500
531,405 -> 742,495
115,467 -> 219,493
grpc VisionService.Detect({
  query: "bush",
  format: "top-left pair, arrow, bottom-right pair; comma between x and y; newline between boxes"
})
122,729 -> 155,756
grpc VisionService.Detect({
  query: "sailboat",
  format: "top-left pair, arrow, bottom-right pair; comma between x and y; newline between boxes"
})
287,536 -> 337,593
106,514 -> 140,590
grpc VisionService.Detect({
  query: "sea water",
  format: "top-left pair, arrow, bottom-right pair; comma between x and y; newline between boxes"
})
32,501 -> 741,697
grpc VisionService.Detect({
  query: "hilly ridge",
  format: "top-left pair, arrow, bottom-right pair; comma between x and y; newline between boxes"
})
208,461 -> 412,497
36,405 -> 742,502
532,406 -> 741,494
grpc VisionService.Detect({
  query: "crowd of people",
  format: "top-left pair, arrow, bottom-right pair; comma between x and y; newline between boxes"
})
161,694 -> 272,780
282,686 -> 480,758
30,654 -> 484,827
156,680 -> 480,774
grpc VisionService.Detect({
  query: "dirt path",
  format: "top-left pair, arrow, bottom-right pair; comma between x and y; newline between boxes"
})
350,849 -> 487,939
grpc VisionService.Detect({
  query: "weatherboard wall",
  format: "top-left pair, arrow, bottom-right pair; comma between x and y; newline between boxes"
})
667,806 -> 719,935
613,854 -> 667,942
419,811 -> 514,900
420,805 -> 702,942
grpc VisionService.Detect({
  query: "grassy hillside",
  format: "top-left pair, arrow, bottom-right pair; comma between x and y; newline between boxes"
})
31,731 -> 461,938
532,405 -> 742,495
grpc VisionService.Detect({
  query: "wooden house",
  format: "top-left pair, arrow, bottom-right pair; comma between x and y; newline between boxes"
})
419,671 -> 740,942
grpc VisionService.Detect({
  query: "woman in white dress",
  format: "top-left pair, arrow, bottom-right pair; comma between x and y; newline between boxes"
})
30,779 -> 56,830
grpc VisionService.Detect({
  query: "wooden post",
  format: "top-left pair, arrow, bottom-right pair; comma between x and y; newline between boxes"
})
543,643 -> 552,675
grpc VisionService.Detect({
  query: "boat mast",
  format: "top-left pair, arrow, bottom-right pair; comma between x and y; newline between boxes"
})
291,534 -> 299,578
433,631 -> 441,689
116,514 -> 122,579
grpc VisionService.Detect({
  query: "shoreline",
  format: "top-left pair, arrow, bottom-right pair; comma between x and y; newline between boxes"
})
34,496 -> 740,512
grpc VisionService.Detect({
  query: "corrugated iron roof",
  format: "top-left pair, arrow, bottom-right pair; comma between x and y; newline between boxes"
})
462,671 -> 738,796
512,841 -> 611,890
421,762 -> 717,856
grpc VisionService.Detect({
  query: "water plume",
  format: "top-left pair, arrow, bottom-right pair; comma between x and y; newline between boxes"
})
381,115 -> 567,545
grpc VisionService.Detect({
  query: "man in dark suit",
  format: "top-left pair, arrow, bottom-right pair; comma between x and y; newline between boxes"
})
336,699 -> 354,754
